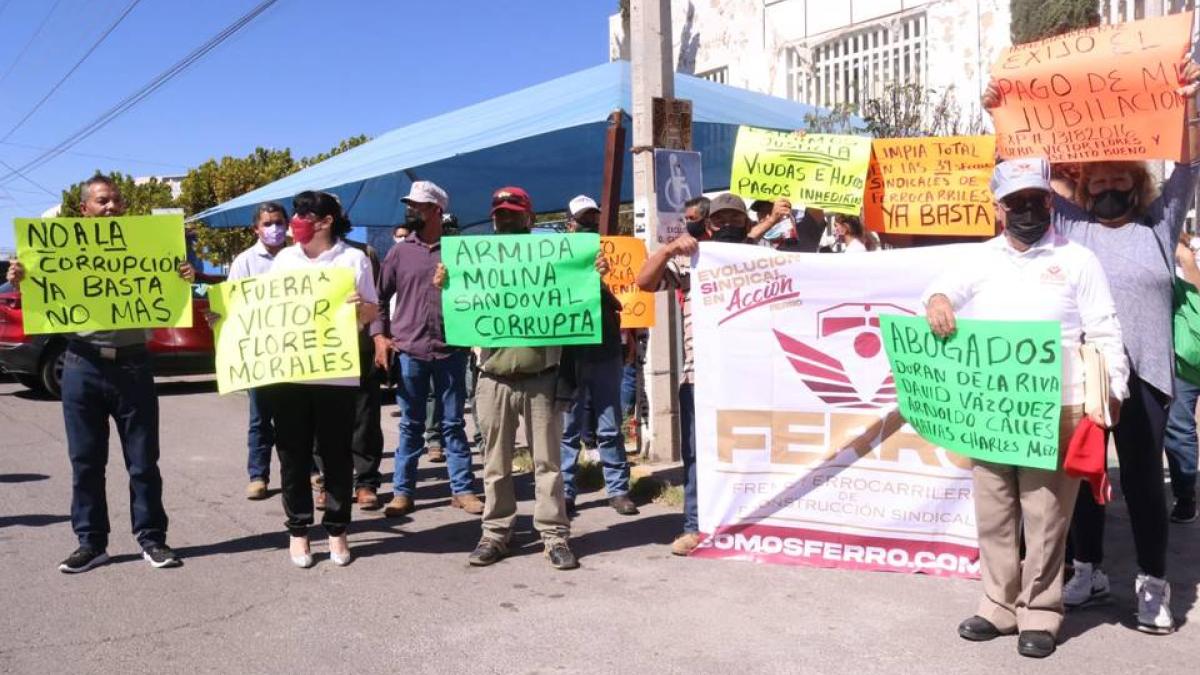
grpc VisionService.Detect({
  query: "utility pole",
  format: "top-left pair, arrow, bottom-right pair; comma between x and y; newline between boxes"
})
631,0 -> 681,463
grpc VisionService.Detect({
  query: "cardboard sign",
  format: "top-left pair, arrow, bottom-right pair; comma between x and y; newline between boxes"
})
442,233 -> 602,347
209,268 -> 360,394
990,12 -> 1194,162
13,215 -> 192,334
601,236 -> 654,328
730,127 -> 872,215
865,136 -> 996,237
880,315 -> 1063,470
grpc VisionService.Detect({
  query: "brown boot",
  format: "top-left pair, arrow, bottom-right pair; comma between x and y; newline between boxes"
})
450,493 -> 484,515
314,488 -> 327,511
426,446 -> 446,463
383,494 -> 414,517
245,479 -> 268,500
355,486 -> 381,510
671,532 -> 702,556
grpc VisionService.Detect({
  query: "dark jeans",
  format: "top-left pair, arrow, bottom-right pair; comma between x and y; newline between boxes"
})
268,383 -> 356,537
392,351 -> 474,496
60,344 -> 167,550
425,385 -> 444,449
351,362 -> 384,488
562,356 -> 631,500
621,362 -> 637,417
1164,376 -> 1199,501
246,388 -> 274,482
679,382 -> 698,534
1070,372 -> 1170,578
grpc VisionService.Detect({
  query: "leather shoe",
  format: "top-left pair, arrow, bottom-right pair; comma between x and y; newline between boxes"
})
355,486 -> 381,510
450,493 -> 484,515
957,616 -> 1012,642
314,488 -> 327,511
1017,630 -> 1056,658
468,538 -> 507,566
383,494 -> 414,517
609,494 -> 639,515
427,446 -> 446,463
545,541 -> 579,570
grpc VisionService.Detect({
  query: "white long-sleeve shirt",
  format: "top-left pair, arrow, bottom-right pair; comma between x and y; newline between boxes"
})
227,240 -> 277,281
921,231 -> 1129,406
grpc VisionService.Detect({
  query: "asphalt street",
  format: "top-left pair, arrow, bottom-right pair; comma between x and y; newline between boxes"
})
0,375 -> 1197,674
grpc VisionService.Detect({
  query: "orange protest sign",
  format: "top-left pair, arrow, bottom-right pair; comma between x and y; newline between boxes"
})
601,236 -> 654,328
990,12 -> 1193,163
864,136 -> 996,237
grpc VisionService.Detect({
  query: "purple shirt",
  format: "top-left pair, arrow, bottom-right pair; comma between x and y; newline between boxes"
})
373,232 -> 458,360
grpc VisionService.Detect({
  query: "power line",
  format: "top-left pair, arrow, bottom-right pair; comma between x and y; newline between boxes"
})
0,158 -> 55,197
1,0 -> 143,143
0,0 -> 66,87
0,0 -> 283,186
0,140 -> 186,170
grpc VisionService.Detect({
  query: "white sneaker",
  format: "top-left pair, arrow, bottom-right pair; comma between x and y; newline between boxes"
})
1135,574 -> 1175,634
1063,561 -> 1110,608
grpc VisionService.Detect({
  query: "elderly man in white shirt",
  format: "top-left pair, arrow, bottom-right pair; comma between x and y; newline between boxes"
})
228,202 -> 290,500
924,158 -> 1129,659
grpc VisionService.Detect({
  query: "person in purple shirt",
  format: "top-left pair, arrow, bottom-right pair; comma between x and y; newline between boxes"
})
374,181 -> 482,517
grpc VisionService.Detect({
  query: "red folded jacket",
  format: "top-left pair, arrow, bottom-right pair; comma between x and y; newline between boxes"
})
1065,417 -> 1111,505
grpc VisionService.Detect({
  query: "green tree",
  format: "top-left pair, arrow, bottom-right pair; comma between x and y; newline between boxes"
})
59,170 -> 176,217
860,83 -> 984,138
1010,0 -> 1100,45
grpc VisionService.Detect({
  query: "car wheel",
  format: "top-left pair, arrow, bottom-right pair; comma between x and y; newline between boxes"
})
39,343 -> 65,399
15,373 -> 44,393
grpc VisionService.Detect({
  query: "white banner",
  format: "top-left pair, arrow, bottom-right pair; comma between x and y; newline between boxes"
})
691,242 -> 981,578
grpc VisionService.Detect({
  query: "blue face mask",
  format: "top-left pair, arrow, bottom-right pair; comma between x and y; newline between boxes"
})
260,223 -> 286,247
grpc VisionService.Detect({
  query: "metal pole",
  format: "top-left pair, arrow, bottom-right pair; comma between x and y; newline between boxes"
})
631,0 -> 681,463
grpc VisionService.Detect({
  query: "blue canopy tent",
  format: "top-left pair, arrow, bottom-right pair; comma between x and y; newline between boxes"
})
191,60 -> 854,235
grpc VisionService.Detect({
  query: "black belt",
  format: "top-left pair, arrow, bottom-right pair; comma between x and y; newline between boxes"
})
479,366 -> 556,383
67,340 -> 148,362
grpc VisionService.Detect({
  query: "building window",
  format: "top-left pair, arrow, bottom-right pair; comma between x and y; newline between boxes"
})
787,12 -> 927,111
697,66 -> 728,84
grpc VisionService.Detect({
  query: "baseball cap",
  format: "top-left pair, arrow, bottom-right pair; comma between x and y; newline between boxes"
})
708,192 -> 748,216
402,180 -> 449,211
491,187 -> 533,215
568,195 -> 600,218
990,158 -> 1052,201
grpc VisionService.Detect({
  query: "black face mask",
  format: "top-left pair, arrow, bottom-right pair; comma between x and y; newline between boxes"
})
686,219 -> 707,239
403,208 -> 425,232
711,226 -> 747,243
1004,201 -> 1052,245
1091,188 -> 1136,221
574,218 -> 599,233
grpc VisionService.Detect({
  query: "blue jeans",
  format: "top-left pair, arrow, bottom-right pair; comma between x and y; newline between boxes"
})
679,382 -> 698,533
1165,376 -> 1200,501
246,388 -> 274,482
60,345 -> 168,550
561,356 -> 631,500
620,362 -> 637,417
392,351 -> 474,496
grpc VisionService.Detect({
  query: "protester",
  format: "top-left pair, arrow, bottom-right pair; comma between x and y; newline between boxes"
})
636,192 -> 758,556
5,174 -> 195,572
341,237 -> 386,510
374,181 -> 481,517
1164,235 -> 1200,523
261,191 -> 378,568
925,158 -> 1128,658
227,202 -> 289,500
833,214 -> 873,252
439,186 -> 599,571
560,195 -> 638,516
983,64 -> 1200,634
746,197 -> 826,252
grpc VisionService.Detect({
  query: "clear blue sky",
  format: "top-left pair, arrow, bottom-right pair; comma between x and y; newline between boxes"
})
0,0 -> 618,249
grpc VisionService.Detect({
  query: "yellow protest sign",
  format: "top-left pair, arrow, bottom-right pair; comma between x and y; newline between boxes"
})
990,12 -> 1194,162
601,236 -> 654,328
865,136 -> 996,237
208,267 -> 360,394
730,127 -> 872,215
13,215 -> 192,334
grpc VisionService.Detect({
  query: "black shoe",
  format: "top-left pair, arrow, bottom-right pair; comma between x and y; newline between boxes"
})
142,544 -> 182,569
1017,630 -> 1056,658
565,498 -> 577,516
468,539 -> 507,567
1170,498 -> 1197,524
957,616 -> 1010,642
58,546 -> 109,574
609,494 -> 639,515
545,541 -> 579,570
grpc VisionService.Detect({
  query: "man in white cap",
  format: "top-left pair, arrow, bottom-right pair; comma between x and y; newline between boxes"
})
567,195 -> 601,233
374,181 -> 483,517
923,158 -> 1129,659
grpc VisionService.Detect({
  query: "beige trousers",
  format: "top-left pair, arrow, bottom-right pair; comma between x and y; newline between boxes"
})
475,371 -> 569,545
972,405 -> 1083,635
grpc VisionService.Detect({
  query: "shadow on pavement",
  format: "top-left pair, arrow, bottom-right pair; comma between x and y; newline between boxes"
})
0,513 -> 70,528
572,513 -> 678,558
0,472 -> 50,483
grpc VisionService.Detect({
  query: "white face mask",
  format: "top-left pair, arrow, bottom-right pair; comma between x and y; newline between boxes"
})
260,223 -> 287,247
393,237 -> 404,244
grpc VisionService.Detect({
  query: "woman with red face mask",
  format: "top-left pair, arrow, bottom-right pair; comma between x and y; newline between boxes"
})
265,190 -> 379,568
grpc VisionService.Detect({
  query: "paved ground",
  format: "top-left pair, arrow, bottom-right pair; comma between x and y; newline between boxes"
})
0,375 -> 1197,674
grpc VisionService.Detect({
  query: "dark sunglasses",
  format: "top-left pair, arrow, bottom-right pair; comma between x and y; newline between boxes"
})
492,194 -> 527,207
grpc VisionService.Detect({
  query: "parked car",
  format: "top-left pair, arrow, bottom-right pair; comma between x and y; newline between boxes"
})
0,281 -> 221,398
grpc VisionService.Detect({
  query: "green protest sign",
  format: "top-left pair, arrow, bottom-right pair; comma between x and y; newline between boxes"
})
209,267 -> 360,394
442,233 -> 602,347
729,126 -> 873,215
13,215 -> 193,334
880,314 -> 1063,470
